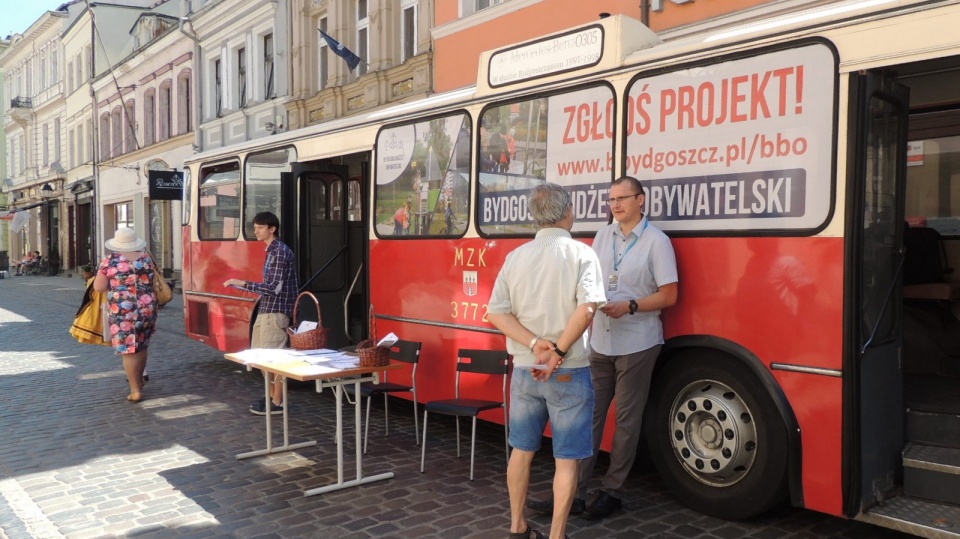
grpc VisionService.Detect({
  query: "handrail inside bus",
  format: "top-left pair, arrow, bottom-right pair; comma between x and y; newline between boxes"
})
344,263 -> 364,344
860,247 -> 905,354
298,244 -> 347,293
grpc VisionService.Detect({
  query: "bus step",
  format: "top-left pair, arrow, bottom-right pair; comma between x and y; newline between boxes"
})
907,408 -> 960,448
904,443 -> 960,506
858,494 -> 960,538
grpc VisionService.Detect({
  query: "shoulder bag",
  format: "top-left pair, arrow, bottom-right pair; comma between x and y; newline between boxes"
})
147,251 -> 173,306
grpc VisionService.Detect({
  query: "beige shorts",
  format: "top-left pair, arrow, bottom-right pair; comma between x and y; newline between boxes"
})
251,312 -> 290,349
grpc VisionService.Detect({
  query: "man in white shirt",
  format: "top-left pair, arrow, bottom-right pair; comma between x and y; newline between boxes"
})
580,176 -> 678,520
488,183 -> 606,539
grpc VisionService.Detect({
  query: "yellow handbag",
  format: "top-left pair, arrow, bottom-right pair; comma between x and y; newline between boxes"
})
148,251 -> 173,306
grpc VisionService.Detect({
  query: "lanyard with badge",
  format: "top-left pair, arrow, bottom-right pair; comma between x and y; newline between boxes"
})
608,219 -> 647,292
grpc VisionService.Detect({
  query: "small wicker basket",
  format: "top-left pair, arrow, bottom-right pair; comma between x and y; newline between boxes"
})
286,292 -> 328,350
357,305 -> 389,367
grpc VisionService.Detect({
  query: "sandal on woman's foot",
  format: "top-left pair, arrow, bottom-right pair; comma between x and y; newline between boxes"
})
127,393 -> 143,403
508,526 -> 544,539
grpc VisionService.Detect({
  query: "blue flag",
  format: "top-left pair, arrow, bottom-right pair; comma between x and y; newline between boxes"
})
319,29 -> 362,71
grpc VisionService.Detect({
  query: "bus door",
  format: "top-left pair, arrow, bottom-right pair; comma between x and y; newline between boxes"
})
285,163 -> 366,350
846,70 -> 909,514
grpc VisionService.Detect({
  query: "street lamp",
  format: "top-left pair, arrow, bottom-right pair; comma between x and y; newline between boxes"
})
40,183 -> 57,275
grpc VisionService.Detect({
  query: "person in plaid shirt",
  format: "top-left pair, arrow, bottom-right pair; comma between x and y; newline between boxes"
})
224,212 -> 299,415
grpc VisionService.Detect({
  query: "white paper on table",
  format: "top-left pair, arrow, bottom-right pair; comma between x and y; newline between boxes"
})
376,332 -> 399,348
231,348 -> 298,365
295,321 -> 318,334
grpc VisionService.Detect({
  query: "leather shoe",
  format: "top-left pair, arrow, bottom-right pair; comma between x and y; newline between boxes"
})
580,491 -> 622,520
525,496 -> 586,515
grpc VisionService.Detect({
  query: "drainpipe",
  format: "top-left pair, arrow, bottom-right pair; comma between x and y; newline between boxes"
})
179,0 -> 202,152
641,0 -> 650,27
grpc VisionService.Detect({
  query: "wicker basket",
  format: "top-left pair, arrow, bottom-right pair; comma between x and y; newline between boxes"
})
357,305 -> 390,367
286,292 -> 328,350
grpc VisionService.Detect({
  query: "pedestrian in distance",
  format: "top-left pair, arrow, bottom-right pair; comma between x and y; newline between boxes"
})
223,211 -> 299,415
94,228 -> 160,403
487,182 -> 606,539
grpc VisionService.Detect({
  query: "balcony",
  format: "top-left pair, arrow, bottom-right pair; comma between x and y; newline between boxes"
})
10,97 -> 33,109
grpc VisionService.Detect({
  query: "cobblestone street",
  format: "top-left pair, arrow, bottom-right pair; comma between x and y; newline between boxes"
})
0,275 -> 915,538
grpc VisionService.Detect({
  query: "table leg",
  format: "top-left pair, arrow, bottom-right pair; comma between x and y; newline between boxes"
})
303,376 -> 394,496
237,372 -> 317,460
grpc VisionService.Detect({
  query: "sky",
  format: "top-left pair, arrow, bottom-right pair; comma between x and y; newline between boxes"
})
1,0 -> 69,39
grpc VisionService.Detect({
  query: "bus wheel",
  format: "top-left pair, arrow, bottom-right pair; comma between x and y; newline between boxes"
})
646,351 -> 789,520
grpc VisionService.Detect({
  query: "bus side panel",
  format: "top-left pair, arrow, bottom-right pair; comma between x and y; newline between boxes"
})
370,237 -> 516,408
663,235 -> 845,516
185,239 -> 268,352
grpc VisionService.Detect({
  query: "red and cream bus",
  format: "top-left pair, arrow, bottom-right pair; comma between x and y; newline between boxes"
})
182,1 -> 960,534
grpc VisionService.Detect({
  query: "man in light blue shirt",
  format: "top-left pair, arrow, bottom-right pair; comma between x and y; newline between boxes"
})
581,176 -> 678,520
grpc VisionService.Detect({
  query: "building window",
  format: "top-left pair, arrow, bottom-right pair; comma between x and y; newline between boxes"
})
86,120 -> 93,163
99,114 -> 110,160
461,0 -> 504,17
69,129 -> 75,168
124,101 -> 136,153
215,58 -> 222,117
159,82 -> 171,141
40,56 -> 46,90
402,0 -> 417,62
54,118 -> 61,165
178,73 -> 191,134
111,107 -> 123,157
43,124 -> 50,166
115,202 -> 133,230
357,2 -> 368,76
264,34 -> 274,99
318,17 -> 328,91
144,91 -> 155,145
51,48 -> 58,83
76,124 -> 83,165
237,47 -> 247,108
67,61 -> 74,93
75,54 -> 81,87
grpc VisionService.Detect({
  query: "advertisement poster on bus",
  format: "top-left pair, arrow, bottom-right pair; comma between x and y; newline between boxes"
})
375,114 -> 471,237
479,85 -> 615,235
625,43 -> 836,232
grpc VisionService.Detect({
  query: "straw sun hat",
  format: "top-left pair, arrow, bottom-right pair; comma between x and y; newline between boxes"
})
105,227 -> 147,252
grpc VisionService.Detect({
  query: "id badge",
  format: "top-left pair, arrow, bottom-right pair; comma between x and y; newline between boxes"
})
608,274 -> 618,291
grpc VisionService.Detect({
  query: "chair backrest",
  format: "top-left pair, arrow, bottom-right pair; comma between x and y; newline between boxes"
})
904,225 -> 952,285
389,340 -> 421,364
454,349 -> 510,400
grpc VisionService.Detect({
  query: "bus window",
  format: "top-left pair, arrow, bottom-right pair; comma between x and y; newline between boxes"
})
331,180 -> 343,221
181,167 -> 192,227
375,112 -> 471,237
198,161 -> 241,240
348,178 -> 362,221
243,146 -> 296,239
906,133 -> 960,236
478,85 -> 614,236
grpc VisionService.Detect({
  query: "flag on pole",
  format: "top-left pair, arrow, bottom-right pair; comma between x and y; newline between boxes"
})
319,29 -> 362,70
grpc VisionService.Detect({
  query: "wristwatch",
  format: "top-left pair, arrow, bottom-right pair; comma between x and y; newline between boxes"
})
628,299 -> 639,315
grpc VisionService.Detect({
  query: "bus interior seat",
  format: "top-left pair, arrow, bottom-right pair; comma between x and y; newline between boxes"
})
902,224 -> 960,301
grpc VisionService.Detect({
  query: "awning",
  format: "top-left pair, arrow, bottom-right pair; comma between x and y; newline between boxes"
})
8,201 -> 46,212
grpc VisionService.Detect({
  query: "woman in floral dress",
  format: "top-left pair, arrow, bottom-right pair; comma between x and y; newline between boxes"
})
94,228 -> 159,403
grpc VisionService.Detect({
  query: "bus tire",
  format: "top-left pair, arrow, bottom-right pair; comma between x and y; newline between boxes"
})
646,350 -> 789,520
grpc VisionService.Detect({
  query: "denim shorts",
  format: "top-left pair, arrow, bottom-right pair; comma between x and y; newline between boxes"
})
508,367 -> 594,460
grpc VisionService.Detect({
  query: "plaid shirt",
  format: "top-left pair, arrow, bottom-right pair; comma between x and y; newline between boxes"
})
245,239 -> 298,317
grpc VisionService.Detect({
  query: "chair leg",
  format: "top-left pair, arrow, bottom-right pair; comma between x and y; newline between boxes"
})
470,416 -> 478,481
455,416 -> 461,459
420,410 -> 429,473
383,393 -> 390,437
413,400 -> 420,446
363,395 -> 372,454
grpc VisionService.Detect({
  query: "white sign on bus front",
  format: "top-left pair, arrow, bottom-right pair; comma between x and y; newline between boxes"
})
489,26 -> 603,87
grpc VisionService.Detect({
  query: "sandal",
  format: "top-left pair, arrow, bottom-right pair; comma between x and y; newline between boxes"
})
508,526 -> 545,539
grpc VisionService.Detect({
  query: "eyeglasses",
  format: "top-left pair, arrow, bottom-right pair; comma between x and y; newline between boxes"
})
607,193 -> 641,205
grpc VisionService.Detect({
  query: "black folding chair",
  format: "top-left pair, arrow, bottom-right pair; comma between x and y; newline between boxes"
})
420,349 -> 510,480
349,340 -> 422,454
